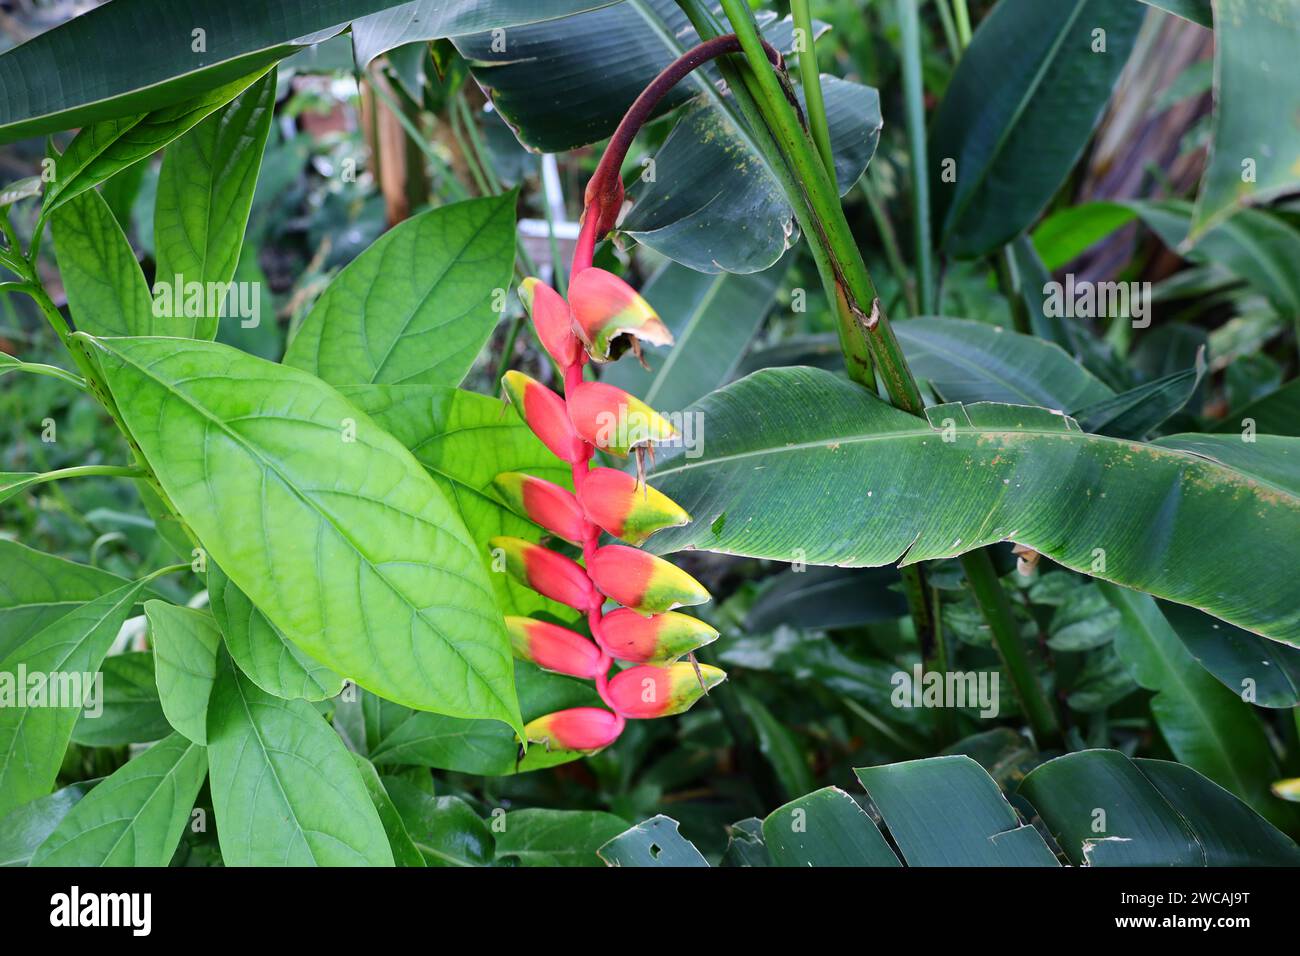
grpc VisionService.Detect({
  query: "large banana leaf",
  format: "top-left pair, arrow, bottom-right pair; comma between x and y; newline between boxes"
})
929,0 -> 1143,258
599,750 -> 1300,865
1190,0 -> 1300,240
1101,585 -> 1294,830
642,366 -> 1300,646
894,317 -> 1114,410
456,2 -> 879,274
0,0 -> 619,143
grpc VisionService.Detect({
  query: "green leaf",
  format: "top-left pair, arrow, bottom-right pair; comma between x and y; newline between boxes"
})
1210,378 -> 1300,437
738,689 -> 813,800
494,809 -> 629,866
930,0 -> 1143,257
70,652 -> 172,747
0,780 -> 95,867
1135,200 -> 1300,315
745,566 -> 907,631
1071,350 -> 1206,439
762,787 -> 900,866
0,176 -> 42,208
381,777 -> 493,866
350,0 -> 621,68
351,754 -> 426,867
41,70 -> 271,216
285,195 -> 516,388
598,814 -> 709,867
0,576 -> 154,818
620,76 -> 881,273
643,367 -> 1300,646
31,733 -> 207,866
600,258 -> 789,411
1160,601 -> 1300,708
1190,0 -> 1300,239
153,70 -> 277,340
341,384 -> 574,620
720,818 -> 771,867
367,664 -> 598,775
206,656 -> 392,865
50,188 -> 156,337
855,756 -> 1059,866
895,317 -> 1114,409
0,541 -> 134,661
1100,584 -> 1295,829
90,335 -> 521,731
457,5 -> 876,274
145,602 -> 221,744
1019,749 -> 1300,865
1031,200 -> 1137,271
207,563 -> 344,701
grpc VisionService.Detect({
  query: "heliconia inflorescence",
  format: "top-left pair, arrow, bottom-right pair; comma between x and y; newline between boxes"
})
492,207 -> 723,765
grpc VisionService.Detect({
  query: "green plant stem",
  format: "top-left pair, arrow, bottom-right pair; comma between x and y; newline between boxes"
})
953,0 -> 973,47
929,572 -> 957,745
996,247 -> 1032,334
366,74 -> 470,202
455,93 -> 502,195
860,173 -> 918,315
898,0 -> 936,315
934,0 -> 961,59
961,550 -> 1060,746
791,0 -> 834,178
0,356 -> 87,390
718,0 -> 922,413
12,463 -> 144,492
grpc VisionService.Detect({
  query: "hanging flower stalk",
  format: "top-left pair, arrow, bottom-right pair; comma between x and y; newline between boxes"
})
493,35 -> 785,765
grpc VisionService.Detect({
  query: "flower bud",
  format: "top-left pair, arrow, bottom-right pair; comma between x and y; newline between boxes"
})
566,381 -> 677,457
504,616 -> 604,679
568,267 -> 672,362
519,277 -> 582,367
490,536 -> 596,610
492,472 -> 585,545
599,607 -> 719,664
587,544 -> 710,615
607,662 -> 726,718
501,370 -> 588,464
577,467 -> 689,545
521,707 -> 623,751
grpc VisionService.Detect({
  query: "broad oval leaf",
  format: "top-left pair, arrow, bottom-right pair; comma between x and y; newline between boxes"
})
0,540 -> 131,661
341,384 -> 575,620
51,188 -> 155,337
31,733 -> 207,867
642,366 -> 1300,646
285,194 -> 516,387
42,70 -> 271,216
0,780 -> 96,867
144,602 -> 221,745
894,317 -> 1114,410
494,808 -> 629,867
1161,601 -> 1300,708
207,563 -> 344,701
207,657 -> 393,866
381,777 -> 494,866
0,576 -> 155,818
70,652 -> 172,747
153,70 -> 278,340
929,0 -> 1143,257
89,335 -> 521,732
